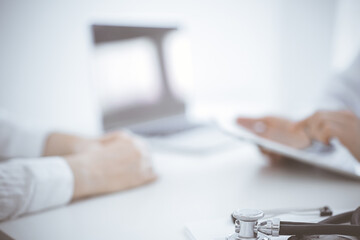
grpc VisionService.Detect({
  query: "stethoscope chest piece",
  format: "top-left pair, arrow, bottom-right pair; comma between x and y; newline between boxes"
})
227,209 -> 280,240
227,207 -> 360,240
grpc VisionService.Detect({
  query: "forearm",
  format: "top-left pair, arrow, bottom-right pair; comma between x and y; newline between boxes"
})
64,153 -> 99,201
43,133 -> 94,157
64,136 -> 157,202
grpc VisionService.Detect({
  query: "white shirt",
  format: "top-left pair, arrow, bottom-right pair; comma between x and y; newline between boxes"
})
0,113 -> 73,221
320,52 -> 360,116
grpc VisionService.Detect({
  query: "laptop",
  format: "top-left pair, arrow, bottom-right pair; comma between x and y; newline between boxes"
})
91,24 -> 200,137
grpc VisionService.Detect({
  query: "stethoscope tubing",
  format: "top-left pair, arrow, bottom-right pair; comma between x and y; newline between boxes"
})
280,223 -> 360,236
280,208 -> 360,236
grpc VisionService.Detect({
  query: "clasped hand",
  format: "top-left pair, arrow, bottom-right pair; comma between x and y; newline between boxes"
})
237,110 -> 360,162
44,131 -> 156,200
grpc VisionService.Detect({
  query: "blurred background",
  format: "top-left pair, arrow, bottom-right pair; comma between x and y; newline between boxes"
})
0,0 -> 359,136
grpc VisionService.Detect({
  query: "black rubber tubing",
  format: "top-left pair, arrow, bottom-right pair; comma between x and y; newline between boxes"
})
279,224 -> 360,236
281,207 -> 360,236
319,211 -> 354,224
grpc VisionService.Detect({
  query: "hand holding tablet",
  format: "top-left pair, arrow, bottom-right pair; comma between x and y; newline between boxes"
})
217,111 -> 360,178
236,116 -> 311,149
236,116 -> 311,164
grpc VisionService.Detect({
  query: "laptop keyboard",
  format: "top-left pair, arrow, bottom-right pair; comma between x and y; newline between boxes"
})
127,115 -> 202,137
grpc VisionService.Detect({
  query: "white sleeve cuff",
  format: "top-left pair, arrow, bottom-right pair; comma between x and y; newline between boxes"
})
28,157 -> 74,212
0,157 -> 74,220
17,157 -> 74,214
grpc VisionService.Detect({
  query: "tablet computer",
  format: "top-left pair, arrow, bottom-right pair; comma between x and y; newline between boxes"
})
217,117 -> 360,179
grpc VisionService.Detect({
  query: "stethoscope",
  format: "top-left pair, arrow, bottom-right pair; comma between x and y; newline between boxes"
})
227,207 -> 360,240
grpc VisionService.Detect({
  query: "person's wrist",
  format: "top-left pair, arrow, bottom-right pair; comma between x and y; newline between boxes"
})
65,152 -> 97,200
70,137 -> 97,154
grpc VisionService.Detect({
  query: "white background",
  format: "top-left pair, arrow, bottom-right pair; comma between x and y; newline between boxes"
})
0,0 -> 360,135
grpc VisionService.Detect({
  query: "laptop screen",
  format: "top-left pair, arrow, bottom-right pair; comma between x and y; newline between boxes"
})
93,37 -> 161,115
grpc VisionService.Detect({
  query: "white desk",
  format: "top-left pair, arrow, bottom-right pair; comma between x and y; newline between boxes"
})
1,140 -> 360,240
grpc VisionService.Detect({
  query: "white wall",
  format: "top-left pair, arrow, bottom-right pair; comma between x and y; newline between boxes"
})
276,0 -> 337,118
0,0 -> 358,132
277,0 -> 360,118
0,1 -> 100,135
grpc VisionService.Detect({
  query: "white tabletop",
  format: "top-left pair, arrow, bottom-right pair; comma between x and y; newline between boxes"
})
1,137 -> 360,240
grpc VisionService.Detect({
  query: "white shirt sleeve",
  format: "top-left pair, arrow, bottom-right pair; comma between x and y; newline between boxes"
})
0,112 -> 74,221
0,157 -> 74,221
319,52 -> 360,116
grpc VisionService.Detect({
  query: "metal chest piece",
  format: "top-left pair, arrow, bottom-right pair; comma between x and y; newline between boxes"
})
227,209 -> 265,240
227,209 -> 280,240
